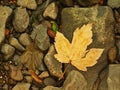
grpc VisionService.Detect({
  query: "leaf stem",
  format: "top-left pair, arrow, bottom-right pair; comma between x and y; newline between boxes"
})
59,61 -> 71,80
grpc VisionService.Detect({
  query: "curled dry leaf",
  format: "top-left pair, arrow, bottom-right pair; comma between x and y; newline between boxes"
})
20,43 -> 43,70
28,69 -> 42,84
54,23 -> 104,71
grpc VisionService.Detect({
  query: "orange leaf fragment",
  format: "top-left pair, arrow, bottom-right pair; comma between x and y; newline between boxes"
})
28,70 -> 42,84
47,29 -> 56,38
5,29 -> 10,36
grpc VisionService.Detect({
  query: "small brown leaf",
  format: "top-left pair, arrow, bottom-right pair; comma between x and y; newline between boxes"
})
20,43 -> 43,70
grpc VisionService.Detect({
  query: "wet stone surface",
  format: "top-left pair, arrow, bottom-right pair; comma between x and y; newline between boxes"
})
31,24 -> 50,51
0,0 -> 120,90
61,6 -> 115,90
44,44 -> 63,78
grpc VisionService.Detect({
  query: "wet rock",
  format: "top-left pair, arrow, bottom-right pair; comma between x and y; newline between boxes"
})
43,2 -> 58,19
39,71 -> 49,78
1,44 -> 15,60
44,77 -> 56,86
108,0 -> 120,8
43,70 -> 87,90
61,6 -> 115,89
9,37 -> 25,51
44,45 -> 62,78
31,24 -> 50,51
17,0 -> 37,10
75,0 -> 100,6
10,65 -> 23,81
0,6 -> 12,43
13,7 -> 29,32
107,64 -> 120,90
12,83 -> 31,90
63,70 -> 87,90
19,33 -> 32,46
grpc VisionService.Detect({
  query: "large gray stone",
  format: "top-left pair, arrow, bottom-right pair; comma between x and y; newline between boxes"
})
13,7 -> 29,32
63,70 -> 87,90
61,6 -> 115,90
107,64 -> 120,90
43,70 -> 87,90
44,44 -> 62,78
31,24 -> 50,51
108,0 -> 120,8
0,6 -> 12,43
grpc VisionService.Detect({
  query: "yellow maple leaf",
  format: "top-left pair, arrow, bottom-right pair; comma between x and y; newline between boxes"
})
54,23 -> 104,71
